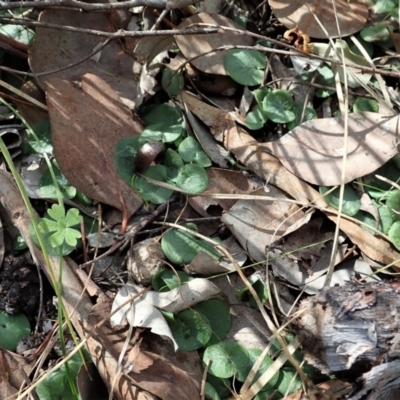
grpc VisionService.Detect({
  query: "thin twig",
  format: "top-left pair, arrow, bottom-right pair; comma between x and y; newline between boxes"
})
78,201 -> 170,268
0,17 -> 218,38
0,0 -> 197,11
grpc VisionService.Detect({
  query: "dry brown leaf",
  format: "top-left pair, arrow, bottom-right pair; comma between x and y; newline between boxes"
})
182,94 -> 400,269
16,81 -> 48,127
189,167 -> 260,216
0,349 -> 35,399
221,187 -> 312,261
0,170 -> 153,400
30,9 -> 141,108
269,0 -> 368,39
261,112 -> 400,186
175,13 -> 253,75
46,73 -> 143,218
90,299 -> 202,400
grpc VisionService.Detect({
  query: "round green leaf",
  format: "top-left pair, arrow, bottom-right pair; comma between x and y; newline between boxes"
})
167,309 -> 212,351
387,190 -> 400,221
262,89 -> 295,124
178,136 -> 211,166
236,349 -> 279,391
360,23 -> 393,43
204,382 -> 221,400
174,164 -> 209,194
161,223 -> 220,265
224,49 -> 266,86
178,137 -> 202,162
245,105 -> 267,130
193,299 -> 230,345
133,165 -> 174,204
152,268 -> 194,292
29,120 -> 52,154
40,163 -> 76,200
389,221 -> 400,251
253,87 -> 270,105
164,148 -> 184,181
115,136 -> 146,184
142,104 -> 182,126
319,185 -> 361,216
353,97 -> 379,113
206,374 -> 231,399
0,24 -> 35,45
36,351 -> 89,400
287,102 -> 317,130
315,64 -> 335,98
162,68 -> 184,96
392,153 -> 400,170
12,234 -> 28,251
275,367 -> 302,396
30,222 -> 75,256
0,312 -> 30,351
204,341 -> 249,379
237,276 -> 269,310
141,123 -> 184,143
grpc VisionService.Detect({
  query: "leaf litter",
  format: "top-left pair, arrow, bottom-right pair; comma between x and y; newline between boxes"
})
1,2 -> 400,400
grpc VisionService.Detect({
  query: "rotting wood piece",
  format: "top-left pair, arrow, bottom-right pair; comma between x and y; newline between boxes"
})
296,280 -> 400,377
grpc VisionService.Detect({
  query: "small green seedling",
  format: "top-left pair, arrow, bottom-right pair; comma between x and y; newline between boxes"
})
115,104 -> 211,204
31,204 -> 82,256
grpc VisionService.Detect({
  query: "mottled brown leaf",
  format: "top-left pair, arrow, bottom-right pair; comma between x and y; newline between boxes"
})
46,73 -> 143,217
268,0 -> 368,39
261,112 -> 400,186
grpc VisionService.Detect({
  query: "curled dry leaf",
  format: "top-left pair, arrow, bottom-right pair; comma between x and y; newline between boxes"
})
175,13 -> 253,75
261,112 -> 400,186
46,73 -> 143,218
269,0 -> 368,39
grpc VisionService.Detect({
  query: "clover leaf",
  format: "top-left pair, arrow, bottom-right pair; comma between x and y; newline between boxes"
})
39,204 -> 82,248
